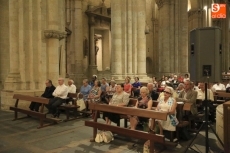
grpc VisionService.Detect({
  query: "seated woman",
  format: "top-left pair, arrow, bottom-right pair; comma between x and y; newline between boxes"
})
104,84 -> 130,125
129,87 -> 153,130
124,77 -> 132,95
87,80 -> 102,102
80,79 -> 92,101
106,80 -> 117,101
132,77 -> 141,97
155,86 -> 178,135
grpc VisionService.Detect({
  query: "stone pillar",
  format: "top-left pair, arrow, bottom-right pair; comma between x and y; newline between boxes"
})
44,0 -> 66,85
132,0 -> 137,74
136,0 -> 146,75
4,0 -> 21,90
221,3 -> 229,72
178,0 -> 188,73
74,0 -> 84,85
156,0 -> 188,76
127,0 -> 133,75
156,0 -> 171,75
88,20 -> 97,77
111,0 -> 122,78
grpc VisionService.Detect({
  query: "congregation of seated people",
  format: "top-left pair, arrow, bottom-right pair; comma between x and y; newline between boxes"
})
28,73 -> 228,145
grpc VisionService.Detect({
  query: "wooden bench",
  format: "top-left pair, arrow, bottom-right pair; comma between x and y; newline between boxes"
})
118,98 -> 138,127
214,92 -> 230,104
85,103 -> 168,153
10,94 -> 61,128
58,93 -> 80,122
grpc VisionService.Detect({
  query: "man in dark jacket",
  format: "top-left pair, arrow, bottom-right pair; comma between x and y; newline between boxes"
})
29,79 -> 56,112
147,83 -> 159,100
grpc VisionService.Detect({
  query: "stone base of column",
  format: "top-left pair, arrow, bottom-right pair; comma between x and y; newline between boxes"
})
1,89 -> 43,110
136,74 -> 151,83
4,73 -> 21,90
88,65 -> 98,78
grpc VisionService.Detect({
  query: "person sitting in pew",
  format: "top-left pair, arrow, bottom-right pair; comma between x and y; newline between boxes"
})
197,82 -> 214,101
158,83 -> 177,99
47,78 -> 68,117
124,77 -> 132,95
104,83 -> 130,125
67,79 -> 77,93
106,80 -> 117,102
132,77 -> 141,97
147,83 -> 159,100
87,80 -> 102,102
129,87 -> 153,130
65,79 -> 77,105
197,82 -> 215,122
155,87 -> 178,135
80,79 -> 92,101
176,80 -> 198,115
211,81 -> 226,92
29,79 -> 55,112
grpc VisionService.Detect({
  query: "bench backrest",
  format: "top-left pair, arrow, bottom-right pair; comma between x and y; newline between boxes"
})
152,100 -> 158,107
89,103 -> 168,120
216,92 -> 230,98
13,94 -> 49,104
140,82 -> 148,87
127,98 -> 138,107
67,93 -> 78,98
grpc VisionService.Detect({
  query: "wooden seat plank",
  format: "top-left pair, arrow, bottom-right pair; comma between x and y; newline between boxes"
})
88,103 -> 168,120
13,94 -> 49,104
85,121 -> 165,143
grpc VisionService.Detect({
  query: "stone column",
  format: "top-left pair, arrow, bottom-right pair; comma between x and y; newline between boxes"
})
88,18 -> 97,77
136,0 -> 146,76
132,0 -> 137,74
4,0 -> 21,90
74,0 -> 84,85
111,0 -> 122,78
178,0 -> 188,73
127,0 -> 133,75
156,0 -> 171,75
44,0 -> 66,84
220,3 -> 229,72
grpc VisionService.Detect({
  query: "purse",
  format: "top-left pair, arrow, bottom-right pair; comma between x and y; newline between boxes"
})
143,140 -> 150,153
95,131 -> 114,143
102,131 -> 114,143
95,131 -> 104,143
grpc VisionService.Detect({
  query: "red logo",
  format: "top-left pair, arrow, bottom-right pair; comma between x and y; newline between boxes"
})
211,4 -> 226,19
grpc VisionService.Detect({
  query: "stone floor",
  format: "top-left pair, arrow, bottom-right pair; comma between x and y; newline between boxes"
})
0,110 -> 224,153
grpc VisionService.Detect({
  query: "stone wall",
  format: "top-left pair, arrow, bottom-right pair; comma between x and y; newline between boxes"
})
0,0 -> 66,110
0,0 -> 10,92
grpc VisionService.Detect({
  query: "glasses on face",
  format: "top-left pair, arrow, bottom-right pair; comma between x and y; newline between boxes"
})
163,91 -> 171,94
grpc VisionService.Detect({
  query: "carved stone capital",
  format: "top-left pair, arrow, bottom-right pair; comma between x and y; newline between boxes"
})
44,30 -> 67,40
188,9 -> 203,18
156,0 -> 170,9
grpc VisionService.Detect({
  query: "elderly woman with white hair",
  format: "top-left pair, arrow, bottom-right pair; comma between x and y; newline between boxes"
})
129,87 -> 153,130
155,86 -> 178,135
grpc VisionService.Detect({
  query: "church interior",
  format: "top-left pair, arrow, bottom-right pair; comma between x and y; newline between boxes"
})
0,0 -> 230,152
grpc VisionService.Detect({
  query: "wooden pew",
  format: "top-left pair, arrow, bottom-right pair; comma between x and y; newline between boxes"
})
214,92 -> 230,104
10,94 -> 60,128
85,103 -> 168,153
118,98 -> 137,127
58,93 -> 80,122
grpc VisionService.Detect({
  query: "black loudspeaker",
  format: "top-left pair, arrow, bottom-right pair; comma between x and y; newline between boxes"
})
189,27 -> 221,82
